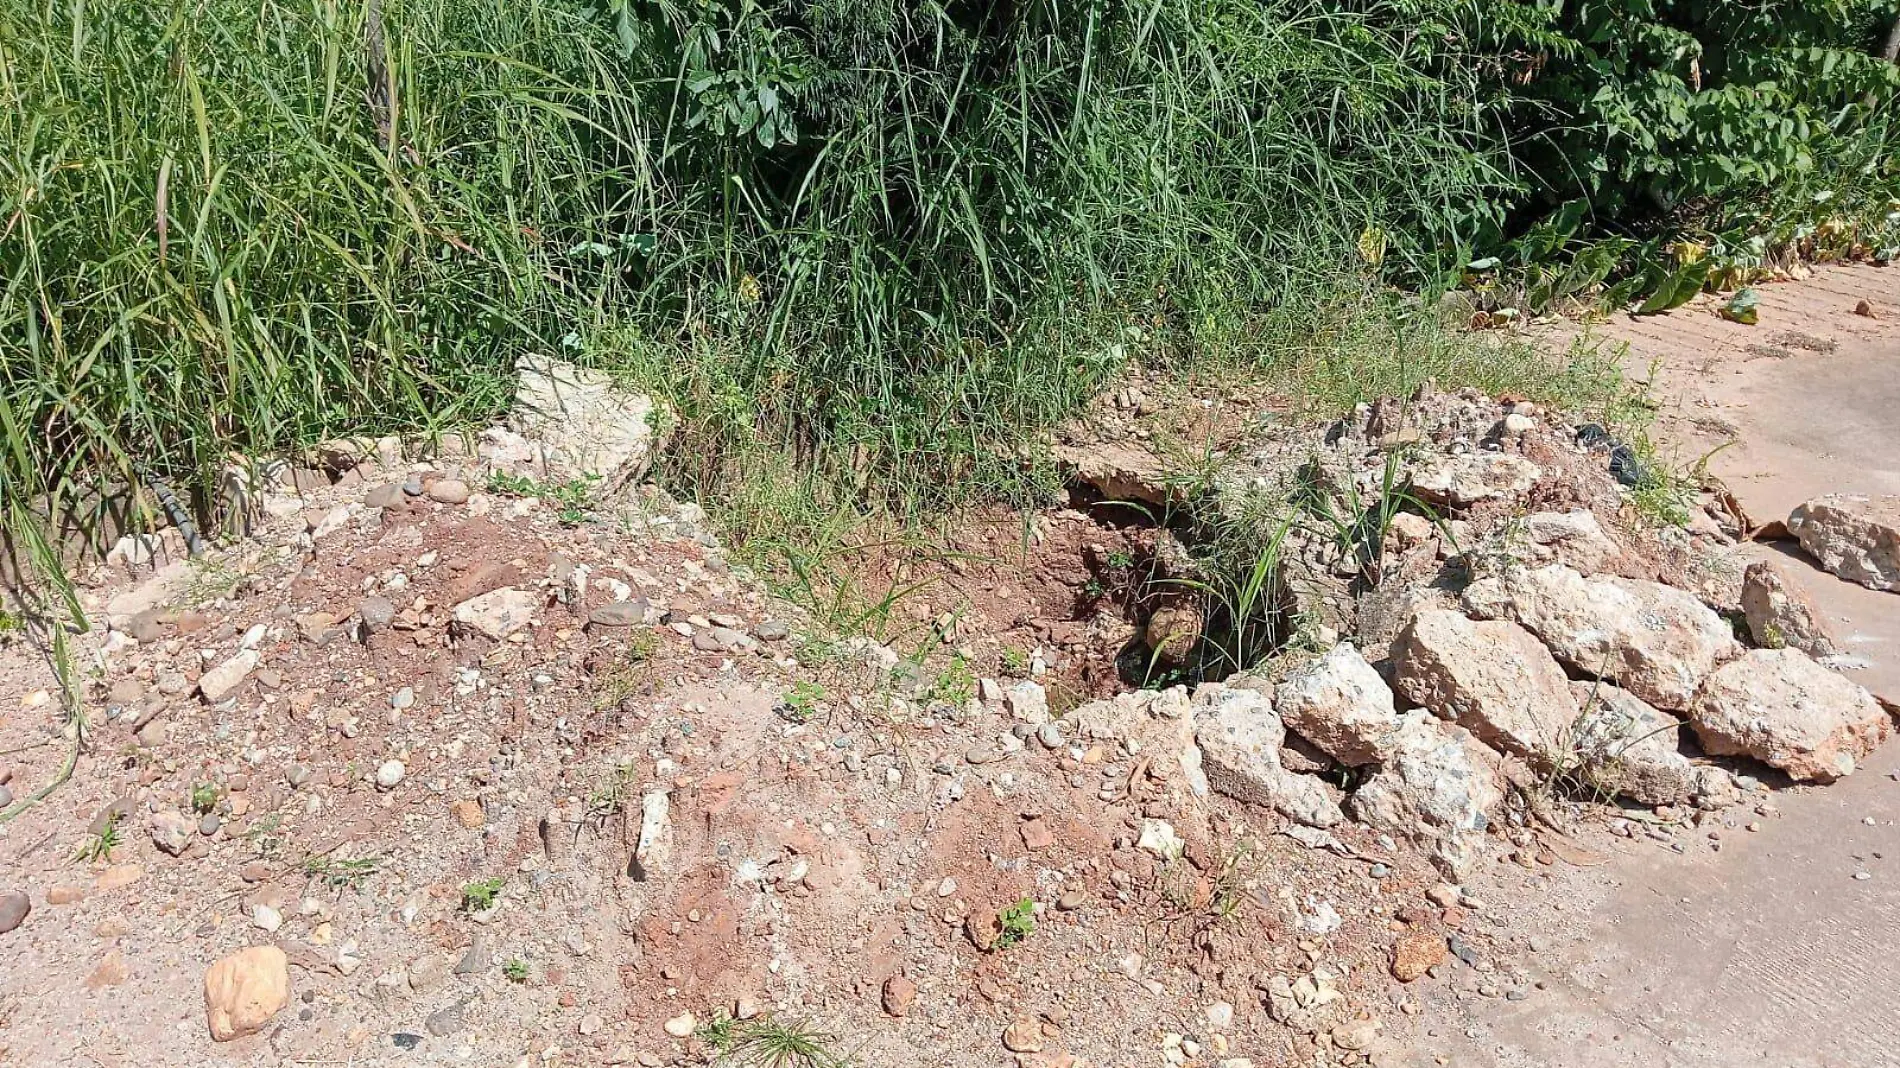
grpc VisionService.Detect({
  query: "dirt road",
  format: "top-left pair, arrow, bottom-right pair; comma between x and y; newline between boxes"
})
1413,265 -> 1900,1068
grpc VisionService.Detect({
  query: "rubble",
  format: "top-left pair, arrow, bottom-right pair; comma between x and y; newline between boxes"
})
1348,713 -> 1505,880
1273,643 -> 1401,767
1786,494 -> 1900,591
1689,649 -> 1892,782
1463,565 -> 1735,711
1393,610 -> 1579,767
1739,559 -> 1841,658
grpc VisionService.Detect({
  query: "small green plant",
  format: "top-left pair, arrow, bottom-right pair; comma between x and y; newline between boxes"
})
697,1012 -> 738,1053
921,655 -> 975,706
778,680 -> 825,724
75,813 -> 121,863
182,558 -> 246,607
0,608 -> 22,637
994,898 -> 1036,950
701,1017 -> 851,1068
1105,548 -> 1135,571
461,877 -> 505,912
189,782 -> 221,815
1081,578 -> 1106,600
997,647 -> 1029,678
502,958 -> 530,983
485,472 -> 600,526
303,855 -> 380,890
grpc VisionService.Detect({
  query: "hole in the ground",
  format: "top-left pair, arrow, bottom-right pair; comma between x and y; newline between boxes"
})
1061,481 -> 1300,691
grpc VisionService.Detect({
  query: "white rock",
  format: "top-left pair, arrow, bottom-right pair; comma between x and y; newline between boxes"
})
1411,453 -> 1541,507
451,587 -> 540,640
1393,609 -> 1580,766
1463,564 -> 1736,711
1348,713 -> 1504,880
1003,680 -> 1049,725
375,760 -> 406,790
1689,648 -> 1892,782
1520,510 -> 1622,574
151,809 -> 196,856
631,790 -> 671,881
1568,683 -> 1696,805
1740,558 -> 1841,657
1787,494 -> 1900,591
1137,818 -> 1186,859
252,904 -> 284,933
198,650 -> 260,702
1273,644 -> 1400,766
663,1012 -> 697,1038
1193,683 -> 1343,827
511,355 -> 670,494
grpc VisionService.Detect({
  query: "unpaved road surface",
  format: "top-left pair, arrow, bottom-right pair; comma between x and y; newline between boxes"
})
1414,265 -> 1900,1068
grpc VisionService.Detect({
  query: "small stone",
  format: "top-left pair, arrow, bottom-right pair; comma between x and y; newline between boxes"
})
198,651 -> 260,703
427,479 -> 470,505
199,813 -> 221,836
364,483 -> 405,508
965,746 -> 1001,766
882,975 -> 918,1017
409,956 -> 449,993
755,620 -> 790,642
392,1032 -> 423,1050
357,596 -> 397,633
451,798 -> 485,829
93,864 -> 143,892
151,810 -> 196,856
733,996 -> 763,1021
203,946 -> 290,1041
85,948 -> 130,988
1205,1001 -> 1235,1030
391,686 -> 415,710
454,934 -> 490,975
663,1012 -> 697,1038
252,905 -> 284,932
375,760 -> 406,790
1056,888 -> 1086,911
1002,1018 -> 1044,1053
589,600 -> 652,628
1020,818 -> 1056,851
0,891 -> 30,934
579,1013 -> 604,1036
1391,930 -> 1446,982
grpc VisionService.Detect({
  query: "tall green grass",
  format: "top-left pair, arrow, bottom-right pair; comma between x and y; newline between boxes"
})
1,0 -> 632,544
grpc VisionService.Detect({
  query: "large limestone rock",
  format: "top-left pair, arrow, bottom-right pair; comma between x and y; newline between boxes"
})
1740,559 -> 1840,657
451,587 -> 540,640
1274,643 -> 1400,767
1392,609 -> 1580,767
1411,452 -> 1541,508
1568,683 -> 1696,805
1463,564 -> 1736,711
1051,441 -> 1172,506
1194,683 -> 1343,828
1348,713 -> 1504,880
511,355 -> 668,494
204,945 -> 289,1041
1070,687 -> 1210,818
1787,495 -> 1900,592
1521,510 -> 1622,574
1689,649 -> 1892,782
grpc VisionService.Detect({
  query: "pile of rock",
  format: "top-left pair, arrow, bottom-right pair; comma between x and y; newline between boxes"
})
1054,388 -> 1894,882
